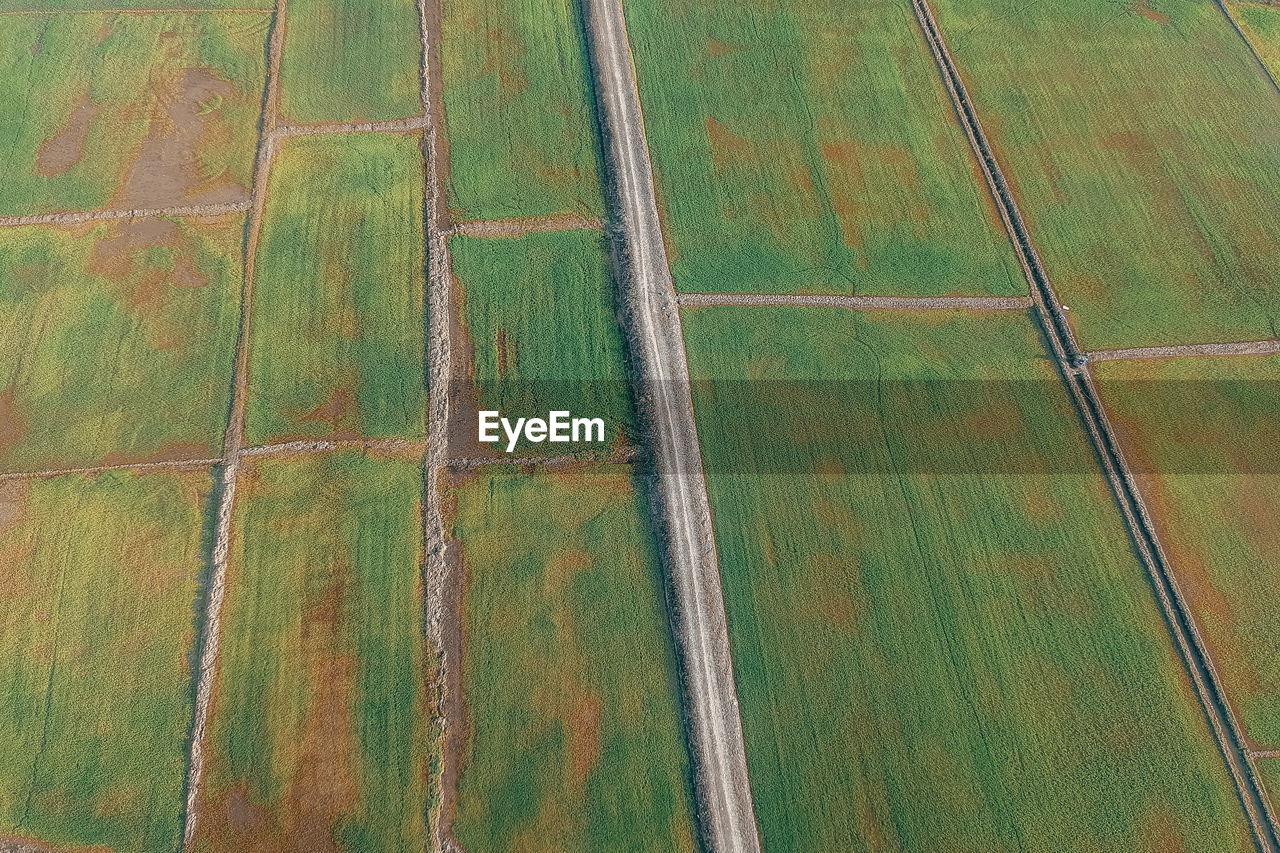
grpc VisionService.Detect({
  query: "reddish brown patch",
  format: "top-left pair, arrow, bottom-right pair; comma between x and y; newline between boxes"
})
704,116 -> 753,170
0,479 -> 31,538
97,441 -> 212,469
706,37 -> 734,58
0,385 -> 29,459
88,218 -> 211,313
296,390 -> 359,438
1132,0 -> 1170,25
36,95 -> 101,178
566,692 -> 602,784
113,67 -> 247,209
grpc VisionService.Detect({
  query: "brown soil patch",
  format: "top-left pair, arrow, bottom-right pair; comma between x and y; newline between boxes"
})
36,95 -> 100,178
88,218 -> 211,312
704,116 -> 754,169
706,37 -> 734,58
114,68 -> 248,210
99,440 -> 213,469
481,26 -> 530,96
296,389 -> 359,439
0,479 -> 31,537
566,691 -> 603,784
0,386 -> 29,458
446,272 -> 488,458
1132,0 -> 1171,25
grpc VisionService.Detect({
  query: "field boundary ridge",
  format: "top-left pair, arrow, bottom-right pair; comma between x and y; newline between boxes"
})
1088,339 -> 1280,362
0,202 -> 250,228
677,293 -> 1032,311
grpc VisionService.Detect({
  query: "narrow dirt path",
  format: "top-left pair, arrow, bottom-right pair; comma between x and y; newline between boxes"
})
912,0 -> 1279,848
0,457 -> 218,482
272,114 -> 430,139
580,0 -> 761,849
1088,339 -> 1280,362
678,293 -> 1032,311
179,0 -> 286,848
0,202 -> 250,228
449,212 -> 602,238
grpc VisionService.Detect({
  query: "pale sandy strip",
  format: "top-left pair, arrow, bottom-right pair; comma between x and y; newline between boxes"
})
445,448 -> 639,469
0,201 -> 250,228
272,114 -> 430,139
677,292 -> 1033,311
240,437 -> 427,458
1254,750 -> 1280,760
1088,339 -> 1280,362
448,213 -> 603,238
0,457 -> 219,482
179,0 -> 284,846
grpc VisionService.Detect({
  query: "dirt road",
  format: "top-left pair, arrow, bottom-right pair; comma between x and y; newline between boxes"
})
580,0 -> 760,849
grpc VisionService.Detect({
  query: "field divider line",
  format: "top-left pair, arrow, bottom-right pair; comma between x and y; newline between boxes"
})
0,201 -> 251,228
1214,0 -> 1280,95
271,114 -> 430,139
0,457 -> 220,482
178,0 -> 285,847
1087,339 -> 1280,362
0,7 -> 272,14
912,0 -> 1280,848
448,213 -> 604,238
677,293 -> 1033,311
581,0 -> 762,849
415,0 -> 461,846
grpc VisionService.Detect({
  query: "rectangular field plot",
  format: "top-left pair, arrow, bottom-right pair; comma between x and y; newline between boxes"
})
450,231 -> 633,457
1095,354 -> 1280,749
447,464 -> 696,851
930,0 -> 1280,349
277,0 -> 422,125
439,0 -> 601,222
624,0 -> 1020,296
680,306 -> 1254,851
1231,1 -> 1280,81
244,132 -> 426,447
0,469 -> 209,853
0,13 -> 268,217
0,215 -> 242,473
1260,760 -> 1280,810
191,451 -> 429,852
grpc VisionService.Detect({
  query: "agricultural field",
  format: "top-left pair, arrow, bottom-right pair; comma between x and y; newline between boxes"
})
276,0 -> 423,125
680,305 -> 1254,851
191,451 -> 429,852
0,12 -> 269,216
624,0 -> 1021,297
243,132 -> 426,447
447,463 -> 696,851
0,469 -> 209,853
439,0 -> 602,222
451,230 -> 634,457
1094,353 -> 1280,749
930,0 -> 1280,349
1230,1 -> 1280,81
0,214 -> 242,473
1261,760 -> 1280,809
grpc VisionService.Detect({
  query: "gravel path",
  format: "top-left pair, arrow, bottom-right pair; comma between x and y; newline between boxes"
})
450,212 -> 602,238
582,0 -> 761,849
1088,339 -> 1280,362
0,201 -> 250,228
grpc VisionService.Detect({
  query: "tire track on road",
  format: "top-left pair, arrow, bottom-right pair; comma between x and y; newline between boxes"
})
912,0 -> 1280,847
579,0 -> 761,849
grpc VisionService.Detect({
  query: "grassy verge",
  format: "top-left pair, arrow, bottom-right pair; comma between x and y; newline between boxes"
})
0,13 -> 268,216
448,464 -> 696,851
440,0 -> 602,221
0,215 -> 242,473
624,0 -> 1020,296
1095,353 -> 1280,748
450,231 -> 633,456
192,451 -> 429,852
244,132 -> 426,446
277,0 -> 421,124
0,469 -> 209,852
931,0 -> 1280,348
681,305 -> 1254,850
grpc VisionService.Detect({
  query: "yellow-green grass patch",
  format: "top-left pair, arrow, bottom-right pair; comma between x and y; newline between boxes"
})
191,451 -> 429,852
681,305 -> 1254,851
1259,759 -> 1280,812
0,468 -> 209,853
244,132 -> 426,446
450,231 -> 633,457
624,0 -> 1021,296
440,0 -> 602,221
449,464 -> 696,851
0,215 -> 242,473
277,0 -> 421,125
1230,2 -> 1280,82
0,12 -> 268,216
931,0 -> 1280,348
1095,353 -> 1280,748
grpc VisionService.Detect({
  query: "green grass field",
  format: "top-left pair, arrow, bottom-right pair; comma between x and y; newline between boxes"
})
1259,760 -> 1280,812
1231,1 -> 1280,81
0,13 -> 268,216
277,0 -> 422,125
681,306 -> 1253,851
1095,353 -> 1280,748
244,132 -> 426,447
0,469 -> 208,853
450,231 -> 633,456
931,0 -> 1280,349
0,215 -> 242,473
192,452 -> 428,852
440,0 -> 602,221
624,0 -> 1021,296
449,464 -> 696,851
